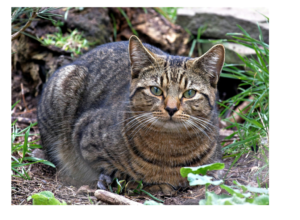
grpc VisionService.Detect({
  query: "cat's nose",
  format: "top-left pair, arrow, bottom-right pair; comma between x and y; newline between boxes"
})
165,107 -> 178,117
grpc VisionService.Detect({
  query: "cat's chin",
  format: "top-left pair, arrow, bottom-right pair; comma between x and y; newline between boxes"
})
154,120 -> 186,132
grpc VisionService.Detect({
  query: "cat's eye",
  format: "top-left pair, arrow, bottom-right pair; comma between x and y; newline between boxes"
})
183,89 -> 196,98
150,86 -> 163,96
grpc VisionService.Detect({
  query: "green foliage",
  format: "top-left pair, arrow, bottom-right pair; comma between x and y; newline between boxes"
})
11,101 -> 55,180
219,21 -> 269,179
41,27 -> 91,57
157,7 -> 179,23
181,163 -> 269,205
187,174 -> 223,186
27,191 -> 67,205
180,163 -> 224,177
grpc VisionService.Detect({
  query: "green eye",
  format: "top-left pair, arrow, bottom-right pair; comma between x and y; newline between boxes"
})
150,86 -> 163,96
183,89 -> 196,98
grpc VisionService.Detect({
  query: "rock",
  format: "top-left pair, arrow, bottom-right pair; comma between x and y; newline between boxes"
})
201,42 -> 256,65
176,7 -> 269,44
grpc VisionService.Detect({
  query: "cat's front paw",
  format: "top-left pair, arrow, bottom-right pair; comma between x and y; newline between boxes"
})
97,174 -> 112,190
144,184 -> 177,196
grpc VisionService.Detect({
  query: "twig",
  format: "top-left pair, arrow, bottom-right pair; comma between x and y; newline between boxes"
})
11,11 -> 37,41
94,190 -> 142,205
20,83 -> 29,111
11,116 -> 36,124
14,108 -> 37,115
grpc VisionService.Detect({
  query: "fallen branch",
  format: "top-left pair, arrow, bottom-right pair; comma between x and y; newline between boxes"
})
94,190 -> 142,205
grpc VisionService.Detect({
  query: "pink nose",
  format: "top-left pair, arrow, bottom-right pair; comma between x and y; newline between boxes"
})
164,96 -> 179,116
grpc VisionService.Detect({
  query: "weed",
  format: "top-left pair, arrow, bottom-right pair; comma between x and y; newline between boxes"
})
27,191 -> 67,205
41,26 -> 91,57
11,101 -> 55,180
219,21 -> 269,180
180,163 -> 269,205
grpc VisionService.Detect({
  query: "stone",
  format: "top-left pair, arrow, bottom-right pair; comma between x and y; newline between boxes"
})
176,7 -> 269,44
201,42 -> 256,65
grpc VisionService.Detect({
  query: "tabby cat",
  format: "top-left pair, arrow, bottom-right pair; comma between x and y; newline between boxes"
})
37,36 -> 225,195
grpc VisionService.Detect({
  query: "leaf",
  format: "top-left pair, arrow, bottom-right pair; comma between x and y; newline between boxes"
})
11,100 -> 20,110
252,194 -> 269,205
144,200 -> 164,205
199,191 -> 232,205
180,163 -> 225,178
139,190 -> 164,203
200,192 -> 252,205
29,191 -> 67,205
187,174 -> 223,186
22,157 -> 56,168
220,184 -> 251,198
233,181 -> 269,194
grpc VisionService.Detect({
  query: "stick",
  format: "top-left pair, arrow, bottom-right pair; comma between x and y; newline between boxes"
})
11,116 -> 36,124
14,108 -> 37,115
94,190 -> 142,205
20,83 -> 29,111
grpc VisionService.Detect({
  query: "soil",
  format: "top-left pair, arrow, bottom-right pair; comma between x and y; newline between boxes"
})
11,121 -> 269,205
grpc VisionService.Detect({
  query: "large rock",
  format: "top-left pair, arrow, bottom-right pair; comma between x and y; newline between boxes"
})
176,7 -> 269,44
201,42 -> 256,65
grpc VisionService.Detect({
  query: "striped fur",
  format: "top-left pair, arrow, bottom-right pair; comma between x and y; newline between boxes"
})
37,36 -> 225,194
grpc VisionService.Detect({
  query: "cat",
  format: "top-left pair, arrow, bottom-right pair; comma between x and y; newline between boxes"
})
37,35 -> 225,195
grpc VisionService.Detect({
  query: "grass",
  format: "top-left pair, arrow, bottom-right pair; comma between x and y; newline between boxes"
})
219,22 -> 269,181
155,7 -> 179,23
117,8 -> 138,36
11,101 -> 55,180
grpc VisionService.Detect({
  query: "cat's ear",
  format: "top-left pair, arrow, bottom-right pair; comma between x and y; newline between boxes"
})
129,35 -> 157,79
189,44 -> 225,88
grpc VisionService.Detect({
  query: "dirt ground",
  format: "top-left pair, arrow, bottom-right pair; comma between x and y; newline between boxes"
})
11,122 -> 269,205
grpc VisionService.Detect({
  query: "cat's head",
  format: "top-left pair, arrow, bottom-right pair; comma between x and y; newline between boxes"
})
127,35 -> 225,133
